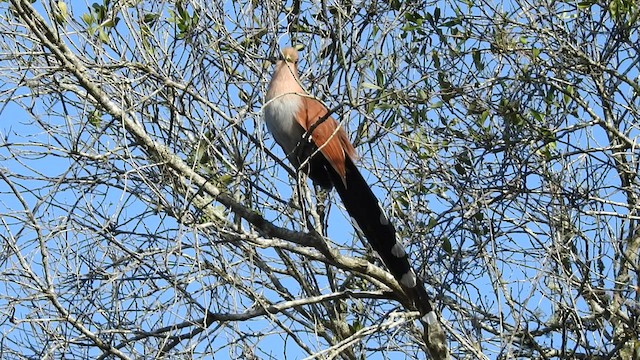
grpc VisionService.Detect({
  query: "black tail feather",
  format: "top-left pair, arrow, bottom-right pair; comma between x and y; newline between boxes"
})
327,157 -> 433,315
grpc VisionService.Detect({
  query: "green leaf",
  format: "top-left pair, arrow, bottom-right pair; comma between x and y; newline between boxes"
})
383,112 -> 397,128
426,216 -> 438,231
578,0 -> 596,9
441,18 -> 462,27
365,102 -> 375,114
375,68 -> 384,87
432,51 -> 440,69
81,13 -> 94,26
218,174 -> 234,185
98,28 -> 109,43
442,237 -> 452,255
609,0 -> 619,18
472,48 -> 483,71
349,321 -> 363,334
564,84 -> 574,104
431,100 -> 443,109
536,144 -> 554,161
54,1 -> 68,24
143,13 -> 159,25
479,110 -> 490,124
566,84 -> 575,95
425,12 -> 433,25
530,109 -> 544,123
361,82 -> 382,90
396,195 -> 409,208
532,47 -> 541,59
92,3 -> 107,23
103,17 -> 119,28
88,110 -> 101,126
417,89 -> 429,101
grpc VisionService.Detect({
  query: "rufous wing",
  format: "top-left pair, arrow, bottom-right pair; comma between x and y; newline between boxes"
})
294,97 -> 357,183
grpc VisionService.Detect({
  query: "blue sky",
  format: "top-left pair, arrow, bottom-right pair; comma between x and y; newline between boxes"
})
1,0 -> 639,358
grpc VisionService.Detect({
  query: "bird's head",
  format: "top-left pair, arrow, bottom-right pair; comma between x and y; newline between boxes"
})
280,47 -> 299,64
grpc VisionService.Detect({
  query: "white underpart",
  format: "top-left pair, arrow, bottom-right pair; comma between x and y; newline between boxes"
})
400,269 -> 417,287
379,213 -> 389,225
377,201 -> 389,225
391,241 -> 406,258
421,311 -> 437,325
264,94 -> 304,156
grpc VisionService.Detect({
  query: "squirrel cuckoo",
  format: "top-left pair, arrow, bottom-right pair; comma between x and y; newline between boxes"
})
264,47 -> 434,320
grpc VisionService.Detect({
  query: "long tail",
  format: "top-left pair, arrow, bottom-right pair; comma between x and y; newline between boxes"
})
329,157 -> 433,316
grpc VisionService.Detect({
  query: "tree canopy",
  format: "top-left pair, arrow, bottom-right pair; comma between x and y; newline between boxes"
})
1,0 -> 639,358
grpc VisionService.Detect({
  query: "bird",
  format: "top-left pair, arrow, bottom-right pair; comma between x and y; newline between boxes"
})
263,46 -> 434,320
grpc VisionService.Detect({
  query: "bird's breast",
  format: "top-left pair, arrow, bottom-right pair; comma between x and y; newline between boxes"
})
264,94 -> 306,154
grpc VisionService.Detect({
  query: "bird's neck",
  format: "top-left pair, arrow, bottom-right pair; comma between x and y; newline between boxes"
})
266,62 -> 304,101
